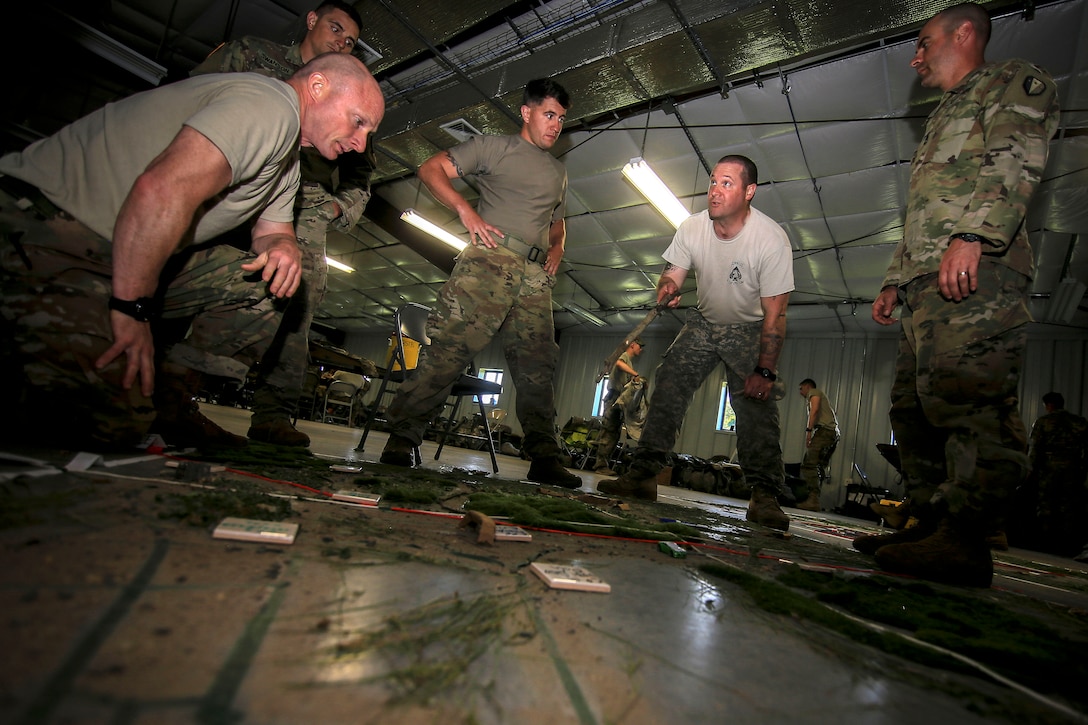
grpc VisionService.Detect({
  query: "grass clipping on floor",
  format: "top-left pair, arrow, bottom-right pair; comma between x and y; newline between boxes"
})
327,592 -> 516,704
155,480 -> 294,526
465,491 -> 701,541
183,442 -> 335,489
701,562 -> 1088,715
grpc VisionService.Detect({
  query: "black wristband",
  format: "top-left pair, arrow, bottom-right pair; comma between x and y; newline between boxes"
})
951,233 -> 987,244
753,366 -> 777,381
108,295 -> 159,322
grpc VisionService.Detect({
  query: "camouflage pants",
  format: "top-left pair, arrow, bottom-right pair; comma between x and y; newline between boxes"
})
890,263 -> 1031,527
801,426 -> 839,489
595,390 -> 624,462
0,194 -> 280,447
247,199 -> 330,425
632,310 -> 786,492
387,244 -> 562,459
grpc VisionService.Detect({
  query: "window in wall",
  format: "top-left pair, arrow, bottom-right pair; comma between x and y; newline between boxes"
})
716,383 -> 737,431
592,378 -> 607,416
477,368 -> 503,406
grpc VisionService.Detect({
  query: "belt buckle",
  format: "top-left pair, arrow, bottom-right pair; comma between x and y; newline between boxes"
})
527,246 -> 545,264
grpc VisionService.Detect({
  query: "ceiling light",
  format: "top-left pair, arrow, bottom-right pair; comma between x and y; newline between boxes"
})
400,209 -> 467,251
622,157 -> 690,229
325,256 -> 355,273
565,302 -> 608,328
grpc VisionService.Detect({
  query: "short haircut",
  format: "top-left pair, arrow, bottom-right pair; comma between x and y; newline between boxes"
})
800,378 -> 817,388
937,2 -> 991,46
716,154 -> 758,187
1042,391 -> 1065,409
524,78 -> 571,110
315,1 -> 363,33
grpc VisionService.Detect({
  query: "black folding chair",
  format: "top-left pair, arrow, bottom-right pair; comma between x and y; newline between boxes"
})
355,303 -> 502,472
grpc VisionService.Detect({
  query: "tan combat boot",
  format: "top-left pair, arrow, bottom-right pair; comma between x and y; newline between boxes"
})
795,489 -> 821,512
746,487 -> 790,531
248,418 -> 310,447
152,364 -> 247,448
597,462 -> 659,501
874,518 -> 993,588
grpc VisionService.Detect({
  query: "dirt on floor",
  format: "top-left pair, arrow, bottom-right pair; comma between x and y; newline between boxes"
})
4,442 -> 1088,724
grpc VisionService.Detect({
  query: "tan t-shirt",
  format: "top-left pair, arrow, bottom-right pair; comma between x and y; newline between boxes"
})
806,388 -> 839,430
0,72 -> 300,245
447,134 -> 566,248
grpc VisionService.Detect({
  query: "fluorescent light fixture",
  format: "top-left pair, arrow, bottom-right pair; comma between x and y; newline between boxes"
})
1043,278 -> 1086,323
565,302 -> 608,328
60,11 -> 168,85
400,208 -> 467,251
325,256 -> 355,273
622,157 -> 690,229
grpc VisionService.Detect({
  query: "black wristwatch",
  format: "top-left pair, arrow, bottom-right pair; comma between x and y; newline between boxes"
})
951,233 -> 988,244
753,366 -> 777,381
108,295 -> 159,322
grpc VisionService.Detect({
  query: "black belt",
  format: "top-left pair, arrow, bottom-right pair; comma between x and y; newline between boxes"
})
498,234 -> 546,264
0,175 -> 62,219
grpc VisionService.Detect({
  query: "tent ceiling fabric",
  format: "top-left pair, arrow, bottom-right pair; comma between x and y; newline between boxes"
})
8,0 -> 1087,337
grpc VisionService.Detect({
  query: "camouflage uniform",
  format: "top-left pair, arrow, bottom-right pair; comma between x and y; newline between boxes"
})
190,38 -> 374,426
629,310 -> 787,492
595,351 -> 636,464
1020,409 -> 1088,553
0,70 -> 303,448
386,243 -> 563,459
384,128 -> 568,462
801,387 -> 839,491
881,59 -> 1059,528
0,192 -> 280,447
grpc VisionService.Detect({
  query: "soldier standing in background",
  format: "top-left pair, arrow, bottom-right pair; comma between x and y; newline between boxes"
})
796,378 -> 840,512
594,339 -> 643,476
1013,392 -> 1088,555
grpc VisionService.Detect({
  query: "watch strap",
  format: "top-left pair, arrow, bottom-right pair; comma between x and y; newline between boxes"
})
108,295 -> 159,322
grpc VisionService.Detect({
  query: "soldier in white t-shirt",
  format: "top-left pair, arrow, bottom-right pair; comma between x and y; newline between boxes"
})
599,155 -> 796,531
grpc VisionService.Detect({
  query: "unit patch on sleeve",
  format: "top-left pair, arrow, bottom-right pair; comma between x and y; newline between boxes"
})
1023,76 -> 1047,96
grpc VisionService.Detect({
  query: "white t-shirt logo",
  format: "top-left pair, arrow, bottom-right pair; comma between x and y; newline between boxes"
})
729,263 -> 743,284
